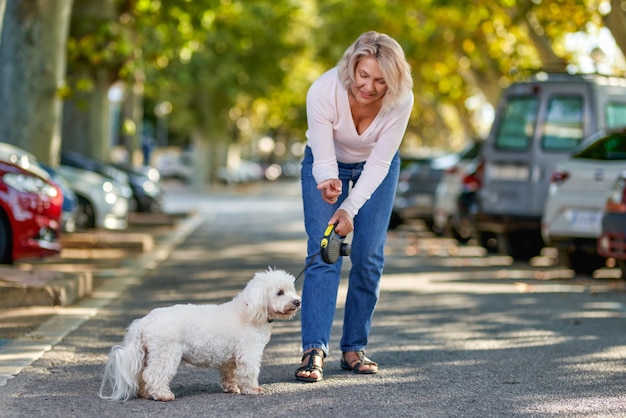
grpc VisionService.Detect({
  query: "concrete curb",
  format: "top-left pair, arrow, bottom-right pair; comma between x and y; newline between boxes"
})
0,269 -> 92,308
0,211 -> 199,309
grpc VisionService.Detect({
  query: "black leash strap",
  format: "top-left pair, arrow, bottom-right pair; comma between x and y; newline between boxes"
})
295,251 -> 319,282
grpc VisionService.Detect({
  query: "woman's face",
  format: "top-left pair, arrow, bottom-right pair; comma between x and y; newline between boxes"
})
350,56 -> 388,106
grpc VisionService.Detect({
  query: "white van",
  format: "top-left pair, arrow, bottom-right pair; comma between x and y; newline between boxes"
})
472,72 -> 626,260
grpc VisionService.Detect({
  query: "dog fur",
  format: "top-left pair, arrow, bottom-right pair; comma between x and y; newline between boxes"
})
99,268 -> 301,401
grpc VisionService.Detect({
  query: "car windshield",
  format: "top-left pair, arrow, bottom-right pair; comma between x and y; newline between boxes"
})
574,132 -> 626,160
458,141 -> 482,160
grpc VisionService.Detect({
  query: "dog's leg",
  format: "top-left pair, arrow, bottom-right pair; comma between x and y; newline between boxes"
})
234,351 -> 264,395
141,346 -> 182,401
219,360 -> 240,394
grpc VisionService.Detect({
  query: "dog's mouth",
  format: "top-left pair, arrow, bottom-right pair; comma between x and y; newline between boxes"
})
272,302 -> 301,318
276,307 -> 298,316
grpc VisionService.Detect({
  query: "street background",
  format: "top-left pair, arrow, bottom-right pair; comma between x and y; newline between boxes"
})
1,179 -> 625,417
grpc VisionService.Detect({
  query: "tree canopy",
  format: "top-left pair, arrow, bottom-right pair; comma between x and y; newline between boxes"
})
0,0 -> 625,180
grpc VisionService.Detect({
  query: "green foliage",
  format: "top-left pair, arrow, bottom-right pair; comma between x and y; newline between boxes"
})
63,0 -> 623,155
66,14 -> 136,82
136,0 -> 313,146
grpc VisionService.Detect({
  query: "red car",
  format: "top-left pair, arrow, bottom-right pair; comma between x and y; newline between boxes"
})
0,160 -> 63,264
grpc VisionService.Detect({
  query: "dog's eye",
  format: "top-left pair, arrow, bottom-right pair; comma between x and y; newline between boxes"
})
277,290 -> 284,296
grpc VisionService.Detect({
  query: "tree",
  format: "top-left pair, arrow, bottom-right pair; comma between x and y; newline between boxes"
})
3,0 -> 625,176
0,0 -> 74,165
308,0 -> 603,151
602,0 -> 626,61
0,0 -> 7,41
139,0 -> 311,186
63,0 -> 137,160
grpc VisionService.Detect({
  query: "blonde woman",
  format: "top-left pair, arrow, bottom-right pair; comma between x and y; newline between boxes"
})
296,31 -> 414,382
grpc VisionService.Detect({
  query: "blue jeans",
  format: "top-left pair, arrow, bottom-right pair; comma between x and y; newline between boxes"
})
300,146 -> 400,356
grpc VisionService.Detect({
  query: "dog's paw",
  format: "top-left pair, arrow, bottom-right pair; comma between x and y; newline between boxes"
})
151,389 -> 175,402
222,382 -> 241,394
241,386 -> 263,395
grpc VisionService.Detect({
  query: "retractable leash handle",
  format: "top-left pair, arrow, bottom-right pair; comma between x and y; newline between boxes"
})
320,223 -> 351,264
295,224 -> 352,282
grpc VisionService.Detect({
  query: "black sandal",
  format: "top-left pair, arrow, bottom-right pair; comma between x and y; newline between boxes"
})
341,351 -> 379,374
295,349 -> 325,382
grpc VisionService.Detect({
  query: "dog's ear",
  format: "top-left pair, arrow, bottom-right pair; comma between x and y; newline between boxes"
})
241,273 -> 270,324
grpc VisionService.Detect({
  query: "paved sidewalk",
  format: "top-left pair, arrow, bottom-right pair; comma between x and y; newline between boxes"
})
0,212 -> 180,309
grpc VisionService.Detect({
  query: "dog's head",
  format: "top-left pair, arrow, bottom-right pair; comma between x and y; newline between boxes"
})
239,268 -> 301,324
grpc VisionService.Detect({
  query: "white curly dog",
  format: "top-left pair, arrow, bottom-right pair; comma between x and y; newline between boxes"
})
99,268 -> 301,401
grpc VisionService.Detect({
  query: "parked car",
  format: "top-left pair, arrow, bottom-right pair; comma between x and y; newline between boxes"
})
113,162 -> 163,213
436,159 -> 485,244
217,160 -> 264,184
542,129 -> 626,273
433,140 -> 482,241
60,151 -> 135,210
0,141 -> 50,180
0,160 -> 63,264
473,72 -> 626,260
597,170 -> 626,279
40,163 -> 78,233
55,165 -> 129,230
391,153 -> 461,231
153,147 -> 193,181
0,141 -> 78,232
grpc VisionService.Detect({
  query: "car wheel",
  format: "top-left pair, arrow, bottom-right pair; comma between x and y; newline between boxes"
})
558,249 -> 606,275
0,210 -> 11,264
75,195 -> 96,230
476,231 -> 498,254
496,231 -> 543,261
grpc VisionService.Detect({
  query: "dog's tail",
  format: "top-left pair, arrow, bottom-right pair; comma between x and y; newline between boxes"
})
99,319 -> 145,401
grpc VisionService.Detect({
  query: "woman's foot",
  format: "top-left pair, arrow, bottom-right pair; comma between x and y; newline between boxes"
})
295,348 -> 325,382
341,351 -> 379,374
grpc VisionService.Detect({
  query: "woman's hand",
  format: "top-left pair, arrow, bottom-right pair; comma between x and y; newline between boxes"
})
317,179 -> 342,204
329,209 -> 353,236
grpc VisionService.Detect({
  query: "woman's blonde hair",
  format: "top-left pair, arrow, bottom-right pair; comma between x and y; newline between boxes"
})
338,31 -> 413,111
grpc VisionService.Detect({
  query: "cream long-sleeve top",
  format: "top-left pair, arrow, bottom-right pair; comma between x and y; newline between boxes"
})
305,67 -> 414,218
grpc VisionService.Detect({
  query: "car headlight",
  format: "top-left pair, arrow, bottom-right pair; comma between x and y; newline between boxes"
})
145,168 -> 160,182
102,181 -> 118,204
102,181 -> 114,193
142,180 -> 160,196
2,172 -> 59,198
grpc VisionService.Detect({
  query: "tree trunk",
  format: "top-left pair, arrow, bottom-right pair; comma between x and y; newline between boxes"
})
62,68 -> 113,159
61,0 -> 118,162
522,19 -> 567,72
119,73 -> 144,165
0,0 -> 74,166
603,0 -> 626,61
0,0 -> 7,39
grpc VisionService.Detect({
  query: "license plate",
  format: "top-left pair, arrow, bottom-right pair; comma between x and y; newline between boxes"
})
487,164 -> 529,181
567,210 -> 602,231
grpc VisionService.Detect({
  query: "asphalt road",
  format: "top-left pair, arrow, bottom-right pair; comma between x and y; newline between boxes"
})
1,179 -> 625,417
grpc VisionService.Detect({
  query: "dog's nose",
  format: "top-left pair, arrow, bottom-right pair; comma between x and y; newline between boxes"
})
294,300 -> 301,308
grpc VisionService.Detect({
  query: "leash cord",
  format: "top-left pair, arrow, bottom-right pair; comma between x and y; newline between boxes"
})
295,251 -> 319,282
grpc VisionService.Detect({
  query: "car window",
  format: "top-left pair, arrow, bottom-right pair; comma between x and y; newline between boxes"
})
541,96 -> 584,151
494,96 -> 538,150
606,102 -> 626,127
458,141 -> 482,160
575,134 -> 626,160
